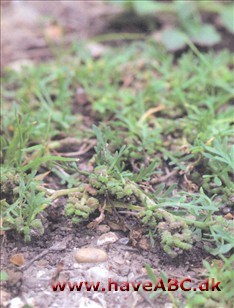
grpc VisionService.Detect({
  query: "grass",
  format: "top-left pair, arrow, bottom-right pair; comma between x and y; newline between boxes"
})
1,40 -> 234,305
108,0 -> 234,51
145,254 -> 234,307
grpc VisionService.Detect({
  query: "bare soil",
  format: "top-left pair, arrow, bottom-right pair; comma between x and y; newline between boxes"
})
1,207 -> 208,307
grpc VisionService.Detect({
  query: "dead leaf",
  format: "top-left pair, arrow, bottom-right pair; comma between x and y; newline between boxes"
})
138,237 -> 150,250
35,171 -> 51,181
130,229 -> 142,247
51,261 -> 64,285
212,259 -> 223,268
87,211 -> 105,229
138,105 -> 165,124
44,23 -> 63,42
122,74 -> 134,88
8,125 -> 14,132
183,175 -> 199,192
108,221 -> 126,231
224,213 -> 233,220
87,200 -> 106,229
97,224 -> 110,233
10,254 -> 25,266
35,259 -> 48,267
83,183 -> 97,195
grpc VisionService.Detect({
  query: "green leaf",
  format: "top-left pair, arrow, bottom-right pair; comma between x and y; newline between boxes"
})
192,24 -> 221,46
134,1 -> 162,15
145,264 -> 157,284
134,161 -> 158,182
214,176 -> 222,186
161,29 -> 187,51
22,155 -> 75,172
0,270 -> 8,281
31,219 -> 44,231
220,6 -> 234,34
206,243 -> 233,255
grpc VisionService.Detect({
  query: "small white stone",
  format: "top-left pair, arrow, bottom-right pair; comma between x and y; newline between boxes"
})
113,256 -> 125,265
87,43 -> 107,58
118,237 -> 129,245
86,266 -> 109,281
36,270 -> 46,278
124,252 -> 130,259
8,297 -> 24,308
97,232 -> 118,246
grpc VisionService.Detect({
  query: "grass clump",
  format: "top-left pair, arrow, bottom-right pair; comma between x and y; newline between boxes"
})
1,42 -> 233,258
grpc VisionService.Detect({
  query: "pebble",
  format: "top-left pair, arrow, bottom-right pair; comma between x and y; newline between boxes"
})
97,224 -> 110,233
86,266 -> 109,281
8,297 -> 24,308
113,256 -> 125,265
87,43 -> 107,59
222,207 -> 231,214
97,232 -> 118,246
124,252 -> 130,259
118,237 -> 129,245
36,270 -> 47,278
74,248 -> 108,263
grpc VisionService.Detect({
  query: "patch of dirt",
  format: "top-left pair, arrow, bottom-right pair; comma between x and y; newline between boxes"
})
107,11 -> 162,34
1,0 -> 118,66
1,206 -> 209,308
2,0 -> 233,69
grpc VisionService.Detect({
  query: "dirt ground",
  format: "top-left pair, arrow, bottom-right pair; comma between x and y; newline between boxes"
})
2,210 -> 209,307
1,0 -> 119,66
1,1 -> 233,307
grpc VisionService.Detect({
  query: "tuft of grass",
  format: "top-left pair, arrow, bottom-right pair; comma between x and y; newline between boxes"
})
108,0 -> 234,50
1,41 -> 233,255
185,255 -> 234,308
1,38 -> 233,307
145,255 -> 234,307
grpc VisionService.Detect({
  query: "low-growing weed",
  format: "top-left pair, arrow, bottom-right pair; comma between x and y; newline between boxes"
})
1,41 -> 233,255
